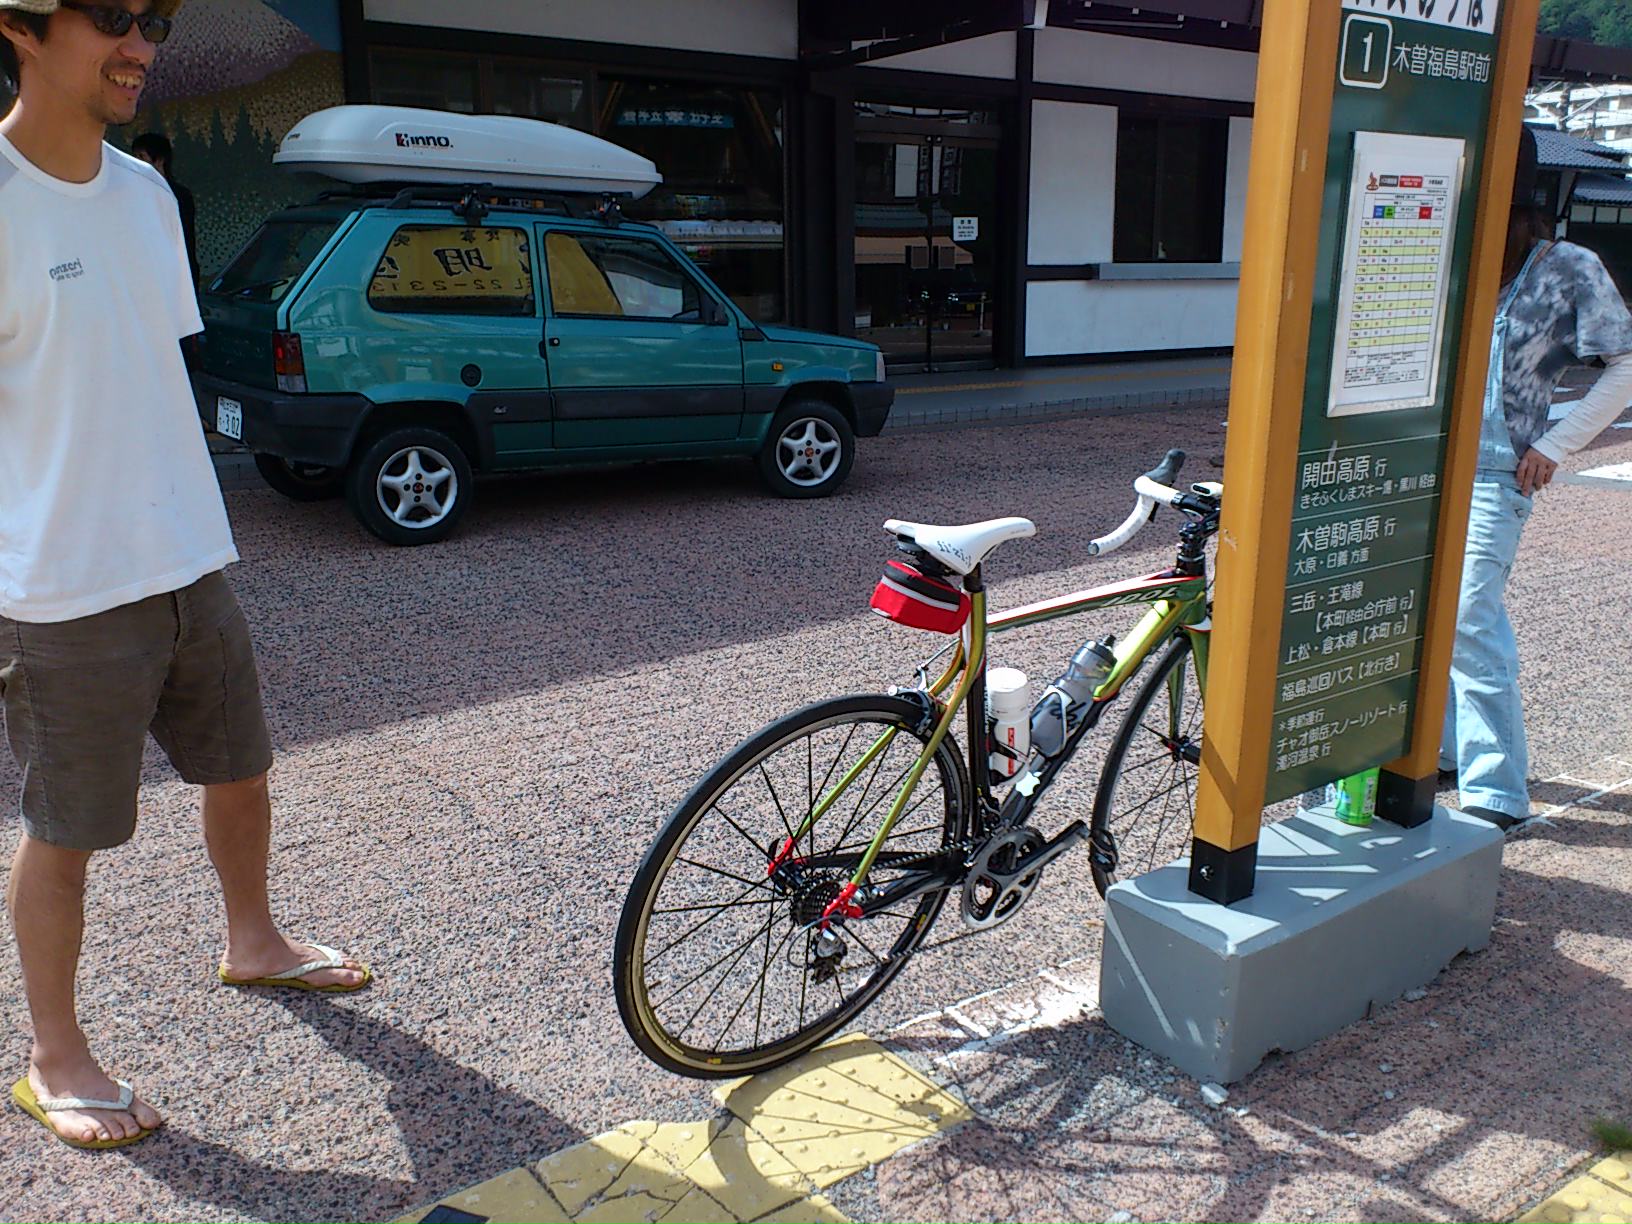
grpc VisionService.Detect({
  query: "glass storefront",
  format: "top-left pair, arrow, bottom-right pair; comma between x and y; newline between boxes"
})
599,78 -> 785,323
853,103 -> 1002,371
367,52 -> 786,322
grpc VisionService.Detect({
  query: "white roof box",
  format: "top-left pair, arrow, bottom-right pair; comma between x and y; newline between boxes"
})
273,105 -> 661,198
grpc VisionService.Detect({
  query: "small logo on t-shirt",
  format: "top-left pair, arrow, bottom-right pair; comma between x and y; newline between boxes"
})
48,259 -> 84,282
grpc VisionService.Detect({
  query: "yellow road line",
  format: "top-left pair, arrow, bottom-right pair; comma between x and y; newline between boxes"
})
398,1035 -> 967,1224
894,364 -> 1231,396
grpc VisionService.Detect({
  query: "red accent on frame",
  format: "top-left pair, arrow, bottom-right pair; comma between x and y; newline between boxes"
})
767,836 -> 798,876
821,883 -> 864,924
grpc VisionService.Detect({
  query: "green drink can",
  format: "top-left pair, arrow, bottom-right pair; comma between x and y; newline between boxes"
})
1329,767 -> 1379,826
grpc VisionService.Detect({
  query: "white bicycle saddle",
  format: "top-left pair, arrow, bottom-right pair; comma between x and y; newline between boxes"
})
883,516 -> 1037,575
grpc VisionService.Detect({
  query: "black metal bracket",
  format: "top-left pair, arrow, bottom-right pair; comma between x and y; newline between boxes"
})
1187,837 -> 1257,905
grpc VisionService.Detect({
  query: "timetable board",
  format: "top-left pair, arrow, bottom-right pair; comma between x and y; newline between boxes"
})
1328,131 -> 1466,418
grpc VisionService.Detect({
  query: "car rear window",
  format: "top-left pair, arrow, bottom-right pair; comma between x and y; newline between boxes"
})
211,217 -> 342,303
368,225 -> 536,317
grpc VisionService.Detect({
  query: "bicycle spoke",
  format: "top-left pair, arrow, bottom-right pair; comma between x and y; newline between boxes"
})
675,856 -> 775,891
761,764 -> 795,846
647,877 -> 779,965
660,906 -> 781,1022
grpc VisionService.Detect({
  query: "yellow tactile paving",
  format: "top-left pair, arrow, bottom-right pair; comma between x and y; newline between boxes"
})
1520,1174 -> 1632,1223
399,1166 -> 568,1223
534,1127 -> 702,1219
1592,1153 -> 1632,1188
632,1116 -> 812,1221
713,1033 -> 972,1188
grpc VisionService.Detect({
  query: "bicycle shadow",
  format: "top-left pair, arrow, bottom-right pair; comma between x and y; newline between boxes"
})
878,802 -> 1632,1222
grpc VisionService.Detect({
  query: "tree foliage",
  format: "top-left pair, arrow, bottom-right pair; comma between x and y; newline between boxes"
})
1539,0 -> 1632,49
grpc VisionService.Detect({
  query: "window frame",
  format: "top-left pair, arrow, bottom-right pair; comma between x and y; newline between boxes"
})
1111,111 -> 1231,266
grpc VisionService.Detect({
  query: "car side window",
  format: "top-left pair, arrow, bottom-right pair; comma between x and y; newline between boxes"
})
368,225 -> 536,317
545,231 -> 705,322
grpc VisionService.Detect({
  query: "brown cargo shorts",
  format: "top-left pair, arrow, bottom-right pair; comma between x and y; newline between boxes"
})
0,570 -> 274,851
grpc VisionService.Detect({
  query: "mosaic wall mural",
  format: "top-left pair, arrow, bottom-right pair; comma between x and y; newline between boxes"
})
113,0 -> 345,278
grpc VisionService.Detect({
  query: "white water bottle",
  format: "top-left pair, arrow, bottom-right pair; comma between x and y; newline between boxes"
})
986,667 -> 1031,781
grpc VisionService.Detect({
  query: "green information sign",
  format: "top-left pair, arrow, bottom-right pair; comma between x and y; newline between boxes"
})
1266,0 -> 1503,804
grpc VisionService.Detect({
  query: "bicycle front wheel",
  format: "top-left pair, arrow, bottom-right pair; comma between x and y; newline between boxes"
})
614,694 -> 969,1077
1088,635 -> 1204,897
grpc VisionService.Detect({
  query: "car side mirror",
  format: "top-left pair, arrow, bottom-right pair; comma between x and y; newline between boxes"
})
703,297 -> 727,326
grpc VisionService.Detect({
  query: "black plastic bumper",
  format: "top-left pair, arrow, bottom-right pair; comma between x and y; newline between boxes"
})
192,374 -> 372,469
852,383 -> 895,438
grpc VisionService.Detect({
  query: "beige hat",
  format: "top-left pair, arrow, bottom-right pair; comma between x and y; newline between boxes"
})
0,0 -> 183,17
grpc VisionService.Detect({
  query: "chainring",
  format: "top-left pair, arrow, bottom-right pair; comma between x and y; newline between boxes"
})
960,826 -> 1046,931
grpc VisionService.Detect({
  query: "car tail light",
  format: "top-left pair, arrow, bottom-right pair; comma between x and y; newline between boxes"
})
272,331 -> 307,394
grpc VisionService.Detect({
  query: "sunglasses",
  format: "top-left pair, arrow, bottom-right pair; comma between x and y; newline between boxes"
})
57,0 -> 173,44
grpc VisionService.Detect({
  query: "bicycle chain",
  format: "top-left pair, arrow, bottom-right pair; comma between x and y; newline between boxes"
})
838,833 -> 1018,969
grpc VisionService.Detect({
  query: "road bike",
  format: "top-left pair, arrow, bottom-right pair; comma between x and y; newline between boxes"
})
614,449 -> 1222,1076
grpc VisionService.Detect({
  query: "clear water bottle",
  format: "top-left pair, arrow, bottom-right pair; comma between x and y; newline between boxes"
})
1029,636 -> 1117,757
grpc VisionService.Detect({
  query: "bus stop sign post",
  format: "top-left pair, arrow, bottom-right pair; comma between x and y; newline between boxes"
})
1189,0 -> 1541,906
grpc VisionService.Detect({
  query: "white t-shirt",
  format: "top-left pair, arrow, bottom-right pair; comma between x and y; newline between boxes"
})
0,134 -> 237,623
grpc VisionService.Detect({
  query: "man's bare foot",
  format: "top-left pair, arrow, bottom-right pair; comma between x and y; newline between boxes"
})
219,936 -> 368,990
28,1054 -> 162,1146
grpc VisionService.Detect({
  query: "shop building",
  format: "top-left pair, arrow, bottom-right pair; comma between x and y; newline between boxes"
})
7,0 -> 1627,370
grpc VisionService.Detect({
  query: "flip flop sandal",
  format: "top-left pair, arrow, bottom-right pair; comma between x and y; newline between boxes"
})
11,1076 -> 159,1150
218,942 -> 372,993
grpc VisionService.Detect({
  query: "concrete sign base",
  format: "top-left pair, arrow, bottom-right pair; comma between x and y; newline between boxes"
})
1100,806 -> 1502,1084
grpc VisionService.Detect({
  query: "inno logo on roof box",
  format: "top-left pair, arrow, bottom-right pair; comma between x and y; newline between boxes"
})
396,133 -> 452,148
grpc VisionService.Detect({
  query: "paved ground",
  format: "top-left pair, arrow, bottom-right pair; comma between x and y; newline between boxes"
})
3,383 -> 1631,1223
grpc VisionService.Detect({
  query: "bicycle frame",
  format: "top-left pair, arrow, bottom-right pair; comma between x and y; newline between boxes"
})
774,563 -> 1212,925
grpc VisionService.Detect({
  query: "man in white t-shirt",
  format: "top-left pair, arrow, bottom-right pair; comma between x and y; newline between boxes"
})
1,0 -> 368,1151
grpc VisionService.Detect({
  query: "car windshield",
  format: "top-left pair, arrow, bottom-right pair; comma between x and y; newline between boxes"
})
211,216 -> 342,303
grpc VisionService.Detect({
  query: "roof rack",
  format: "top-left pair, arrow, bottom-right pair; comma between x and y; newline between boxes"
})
309,181 -> 631,226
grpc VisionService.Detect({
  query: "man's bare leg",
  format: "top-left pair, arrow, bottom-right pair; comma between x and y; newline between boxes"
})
204,773 -> 365,988
8,835 -> 161,1143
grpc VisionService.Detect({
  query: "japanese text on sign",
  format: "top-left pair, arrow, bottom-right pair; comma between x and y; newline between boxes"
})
1341,0 -> 1497,36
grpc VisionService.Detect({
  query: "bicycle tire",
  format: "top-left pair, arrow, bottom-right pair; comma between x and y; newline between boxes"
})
1088,635 -> 1204,897
614,694 -> 969,1078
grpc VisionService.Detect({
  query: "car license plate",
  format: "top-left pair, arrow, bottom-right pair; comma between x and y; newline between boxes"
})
215,396 -> 243,441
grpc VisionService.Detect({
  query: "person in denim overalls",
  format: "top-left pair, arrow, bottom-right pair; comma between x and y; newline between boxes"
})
1443,126 -> 1632,833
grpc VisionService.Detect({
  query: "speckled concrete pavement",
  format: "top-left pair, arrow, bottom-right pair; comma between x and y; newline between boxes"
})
3,403 -> 1630,1223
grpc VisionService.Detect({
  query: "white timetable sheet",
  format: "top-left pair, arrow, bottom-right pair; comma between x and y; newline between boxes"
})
1328,131 -> 1467,417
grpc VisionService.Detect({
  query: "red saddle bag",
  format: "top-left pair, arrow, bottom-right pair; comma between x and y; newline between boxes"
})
870,559 -> 971,634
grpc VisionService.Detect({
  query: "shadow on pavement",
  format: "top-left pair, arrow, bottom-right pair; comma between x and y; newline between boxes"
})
879,803 -> 1632,1223
221,412 -> 1227,753
124,997 -> 583,1223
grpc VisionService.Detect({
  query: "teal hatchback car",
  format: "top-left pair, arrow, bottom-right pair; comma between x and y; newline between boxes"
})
193,116 -> 891,545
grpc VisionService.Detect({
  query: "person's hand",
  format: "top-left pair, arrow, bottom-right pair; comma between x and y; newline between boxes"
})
1515,447 -> 1557,497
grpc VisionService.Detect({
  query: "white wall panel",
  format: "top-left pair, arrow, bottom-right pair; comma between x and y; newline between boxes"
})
1026,280 -> 1239,356
1034,28 -> 1256,101
361,0 -> 799,59
1222,116 -> 1253,263
861,32 -> 1016,79
1028,100 -> 1118,265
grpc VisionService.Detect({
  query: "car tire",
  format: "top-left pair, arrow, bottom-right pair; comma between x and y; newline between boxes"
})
253,453 -> 345,502
346,426 -> 474,546
756,398 -> 856,498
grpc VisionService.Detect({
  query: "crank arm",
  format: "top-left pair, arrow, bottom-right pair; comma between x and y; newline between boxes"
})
1008,820 -> 1090,876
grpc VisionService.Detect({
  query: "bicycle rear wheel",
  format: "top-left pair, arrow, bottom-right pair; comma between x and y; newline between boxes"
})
1088,635 -> 1204,897
614,694 -> 968,1077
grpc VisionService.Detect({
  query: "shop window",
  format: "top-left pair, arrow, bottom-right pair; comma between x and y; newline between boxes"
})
491,65 -> 589,129
1113,113 -> 1229,263
598,77 -> 786,323
369,50 -> 477,115
368,225 -> 535,316
545,231 -> 703,321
